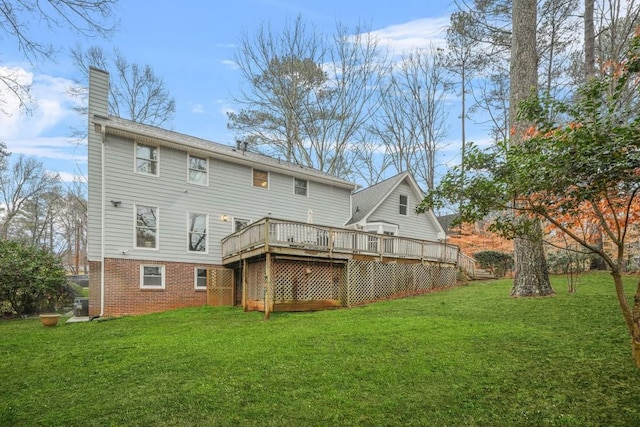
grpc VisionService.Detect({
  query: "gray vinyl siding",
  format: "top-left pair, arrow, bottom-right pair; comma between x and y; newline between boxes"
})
369,181 -> 439,241
102,136 -> 352,264
87,68 -> 109,261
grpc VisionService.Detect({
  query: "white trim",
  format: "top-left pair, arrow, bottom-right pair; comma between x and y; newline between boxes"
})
293,177 -> 308,197
194,267 -> 208,290
140,264 -> 165,289
134,142 -> 159,177
187,153 -> 209,186
365,221 -> 399,236
252,168 -> 269,189
134,204 -> 159,250
187,212 -> 209,254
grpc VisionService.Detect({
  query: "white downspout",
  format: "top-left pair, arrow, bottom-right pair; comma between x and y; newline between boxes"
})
100,124 -> 106,317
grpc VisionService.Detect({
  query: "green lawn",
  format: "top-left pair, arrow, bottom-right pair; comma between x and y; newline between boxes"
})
1,272 -> 639,426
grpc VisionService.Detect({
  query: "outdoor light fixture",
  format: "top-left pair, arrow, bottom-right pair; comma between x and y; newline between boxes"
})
111,200 -> 122,207
221,214 -> 229,221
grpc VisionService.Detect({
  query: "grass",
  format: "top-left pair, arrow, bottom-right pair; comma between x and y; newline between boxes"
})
1,272 -> 639,426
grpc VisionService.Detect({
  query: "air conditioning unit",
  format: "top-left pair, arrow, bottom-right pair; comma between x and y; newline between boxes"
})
73,297 -> 89,317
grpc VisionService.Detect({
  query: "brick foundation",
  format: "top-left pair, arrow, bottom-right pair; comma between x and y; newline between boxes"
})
88,261 -> 102,316
89,258 -> 219,317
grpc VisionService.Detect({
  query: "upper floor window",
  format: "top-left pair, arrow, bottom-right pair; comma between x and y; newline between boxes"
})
294,178 -> 308,196
140,265 -> 164,289
399,195 -> 408,215
135,143 -> 158,175
136,205 -> 158,249
188,213 -> 207,252
252,169 -> 268,189
188,155 -> 208,185
233,218 -> 250,232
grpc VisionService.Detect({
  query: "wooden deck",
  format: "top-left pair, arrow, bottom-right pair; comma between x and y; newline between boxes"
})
221,217 -> 475,276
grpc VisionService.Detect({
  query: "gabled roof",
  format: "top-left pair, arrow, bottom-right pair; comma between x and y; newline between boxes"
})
345,172 -> 446,238
346,171 -> 415,225
94,115 -> 357,190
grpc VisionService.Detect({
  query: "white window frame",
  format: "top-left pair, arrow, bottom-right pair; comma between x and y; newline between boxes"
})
187,154 -> 208,186
399,194 -> 408,216
188,212 -> 208,253
252,168 -> 269,189
135,142 -> 159,176
194,267 -> 208,290
135,205 -> 159,250
293,177 -> 308,196
233,217 -> 251,232
140,265 -> 165,289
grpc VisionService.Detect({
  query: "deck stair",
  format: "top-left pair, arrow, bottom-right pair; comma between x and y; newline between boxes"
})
473,268 -> 496,280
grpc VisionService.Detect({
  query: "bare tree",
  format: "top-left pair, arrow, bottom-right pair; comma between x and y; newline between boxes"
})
0,0 -> 117,112
595,0 -> 640,71
538,0 -> 581,99
351,138 -> 392,187
228,15 -> 387,179
445,12 -> 484,187
0,155 -> 61,239
373,48 -> 449,190
16,186 -> 64,250
58,179 -> 88,273
371,74 -> 416,176
70,45 -> 176,127
228,17 -> 327,164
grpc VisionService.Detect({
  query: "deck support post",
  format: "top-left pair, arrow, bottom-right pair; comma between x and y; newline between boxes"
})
242,259 -> 247,311
264,252 -> 272,320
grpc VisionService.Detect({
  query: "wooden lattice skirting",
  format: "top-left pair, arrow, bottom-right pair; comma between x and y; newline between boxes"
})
243,257 -> 457,312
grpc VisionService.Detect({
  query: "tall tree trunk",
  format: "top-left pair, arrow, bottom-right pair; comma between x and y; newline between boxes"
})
509,0 -> 554,297
583,0 -> 607,271
584,0 -> 595,78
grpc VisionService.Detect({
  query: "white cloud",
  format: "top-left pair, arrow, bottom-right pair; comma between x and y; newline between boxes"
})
0,68 -> 82,165
57,171 -> 83,183
220,59 -> 239,70
192,103 -> 205,114
215,43 -> 236,49
214,98 -> 234,118
368,17 -> 450,55
5,137 -> 85,162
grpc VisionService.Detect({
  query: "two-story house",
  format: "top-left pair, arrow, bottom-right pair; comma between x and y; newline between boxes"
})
87,68 -> 461,318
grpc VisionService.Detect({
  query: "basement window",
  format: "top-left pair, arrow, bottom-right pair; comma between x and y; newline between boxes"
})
140,265 -> 165,289
195,268 -> 207,290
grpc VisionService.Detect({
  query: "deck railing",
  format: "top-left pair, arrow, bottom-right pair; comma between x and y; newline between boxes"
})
221,217 -> 471,268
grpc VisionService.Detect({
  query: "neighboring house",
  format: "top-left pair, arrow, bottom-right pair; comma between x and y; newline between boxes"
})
87,68 -> 463,318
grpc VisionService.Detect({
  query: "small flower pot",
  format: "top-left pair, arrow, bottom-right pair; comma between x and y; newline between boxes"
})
39,314 -> 60,327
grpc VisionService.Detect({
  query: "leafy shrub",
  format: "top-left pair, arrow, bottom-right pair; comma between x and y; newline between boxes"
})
0,240 -> 70,316
473,250 -> 514,277
546,250 -> 591,275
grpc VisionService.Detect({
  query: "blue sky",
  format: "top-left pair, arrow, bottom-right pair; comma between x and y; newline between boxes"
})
0,0 -> 478,183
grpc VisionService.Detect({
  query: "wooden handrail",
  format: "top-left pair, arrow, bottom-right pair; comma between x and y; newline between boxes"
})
221,217 -> 473,268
